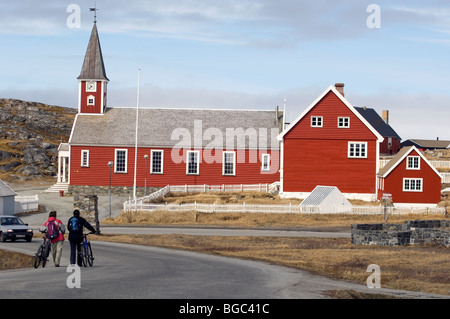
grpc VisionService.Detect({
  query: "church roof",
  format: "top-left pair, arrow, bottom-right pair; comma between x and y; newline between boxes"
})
69,107 -> 283,149
77,23 -> 109,81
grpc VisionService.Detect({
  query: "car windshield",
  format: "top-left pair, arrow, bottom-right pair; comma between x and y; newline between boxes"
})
0,217 -> 25,226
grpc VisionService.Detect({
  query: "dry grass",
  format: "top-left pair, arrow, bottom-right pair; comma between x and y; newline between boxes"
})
89,233 -> 450,296
0,250 -> 34,270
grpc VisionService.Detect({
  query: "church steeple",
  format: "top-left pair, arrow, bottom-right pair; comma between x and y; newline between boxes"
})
77,22 -> 109,114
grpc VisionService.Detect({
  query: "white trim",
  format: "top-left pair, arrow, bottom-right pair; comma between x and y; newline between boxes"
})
348,141 -> 368,158
87,95 -> 95,106
114,149 -> 128,173
337,116 -> 350,128
403,178 -> 423,192
379,146 -> 442,179
81,150 -> 89,167
261,153 -> 270,171
77,81 -> 82,113
150,149 -> 164,174
406,156 -> 420,170
223,151 -> 236,176
310,116 -> 323,127
278,85 -> 384,142
186,150 -> 200,175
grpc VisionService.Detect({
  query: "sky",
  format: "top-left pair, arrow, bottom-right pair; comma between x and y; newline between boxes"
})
1,0 -> 450,141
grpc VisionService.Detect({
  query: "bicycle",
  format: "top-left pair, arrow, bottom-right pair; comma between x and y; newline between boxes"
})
79,232 -> 94,267
34,231 -> 51,268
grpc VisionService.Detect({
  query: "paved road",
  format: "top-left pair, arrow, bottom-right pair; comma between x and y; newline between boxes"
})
1,239 -> 448,299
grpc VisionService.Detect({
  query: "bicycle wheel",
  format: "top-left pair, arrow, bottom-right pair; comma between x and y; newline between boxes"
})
41,243 -> 50,268
80,245 -> 87,267
34,245 -> 43,268
86,242 -> 94,266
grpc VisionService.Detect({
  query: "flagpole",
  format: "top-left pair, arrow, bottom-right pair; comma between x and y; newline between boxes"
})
133,69 -> 141,200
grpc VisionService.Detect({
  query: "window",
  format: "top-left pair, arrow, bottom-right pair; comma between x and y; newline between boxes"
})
403,178 -> 423,192
261,154 -> 270,171
87,95 -> 95,106
115,149 -> 128,173
311,116 -> 323,127
151,150 -> 163,174
407,156 -> 420,170
187,151 -> 200,175
223,151 -> 236,176
81,150 -> 89,167
348,142 -> 367,158
338,117 -> 350,128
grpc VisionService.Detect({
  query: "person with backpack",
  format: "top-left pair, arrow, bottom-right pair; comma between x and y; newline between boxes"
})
67,209 -> 96,266
40,211 -> 65,267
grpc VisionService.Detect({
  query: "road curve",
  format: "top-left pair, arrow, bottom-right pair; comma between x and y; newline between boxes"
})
0,239 -> 448,299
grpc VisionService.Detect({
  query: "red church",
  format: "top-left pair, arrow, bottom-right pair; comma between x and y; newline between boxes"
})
64,22 -> 282,196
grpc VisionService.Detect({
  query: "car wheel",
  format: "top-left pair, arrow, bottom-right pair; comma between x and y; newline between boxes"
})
0,232 -> 6,242
26,236 -> 32,242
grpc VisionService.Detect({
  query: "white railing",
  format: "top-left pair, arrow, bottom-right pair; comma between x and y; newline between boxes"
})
430,160 -> 450,169
123,201 -> 446,215
441,173 -> 450,183
14,195 -> 39,214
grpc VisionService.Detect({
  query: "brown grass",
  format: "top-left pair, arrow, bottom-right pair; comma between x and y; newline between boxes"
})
0,250 -> 34,270
89,233 -> 450,296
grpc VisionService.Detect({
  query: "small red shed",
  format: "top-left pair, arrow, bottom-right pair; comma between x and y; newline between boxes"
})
377,146 -> 442,206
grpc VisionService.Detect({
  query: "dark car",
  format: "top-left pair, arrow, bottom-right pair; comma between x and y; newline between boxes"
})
0,216 -> 33,242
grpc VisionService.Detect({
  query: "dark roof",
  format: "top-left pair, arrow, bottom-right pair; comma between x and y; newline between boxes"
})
354,107 -> 401,140
401,139 -> 450,149
77,23 -> 109,81
69,107 -> 283,149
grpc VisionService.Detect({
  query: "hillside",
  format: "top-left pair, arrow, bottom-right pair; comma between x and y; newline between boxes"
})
0,98 -> 76,183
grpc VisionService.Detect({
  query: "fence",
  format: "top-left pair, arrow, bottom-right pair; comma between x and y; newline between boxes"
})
14,195 -> 39,214
123,201 -> 446,215
442,173 -> 450,183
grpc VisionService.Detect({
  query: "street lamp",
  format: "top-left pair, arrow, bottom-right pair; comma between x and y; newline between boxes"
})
144,154 -> 149,197
107,161 -> 114,218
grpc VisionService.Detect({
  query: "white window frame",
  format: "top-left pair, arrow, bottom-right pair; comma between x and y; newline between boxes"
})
403,178 -> 423,192
186,151 -> 200,175
114,149 -> 128,173
261,154 -> 270,171
406,156 -> 420,170
81,150 -> 89,167
311,116 -> 323,127
223,151 -> 236,176
87,95 -> 95,106
150,150 -> 164,174
348,142 -> 367,158
338,117 -> 350,128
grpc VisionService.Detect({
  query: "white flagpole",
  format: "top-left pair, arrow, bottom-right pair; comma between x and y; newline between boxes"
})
133,69 -> 141,200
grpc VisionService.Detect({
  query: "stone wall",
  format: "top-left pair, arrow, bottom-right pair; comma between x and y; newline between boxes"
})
68,185 -> 161,197
73,194 -> 100,234
351,220 -> 450,247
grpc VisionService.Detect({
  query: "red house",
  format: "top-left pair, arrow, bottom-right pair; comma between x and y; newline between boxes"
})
65,22 -> 282,196
278,83 -> 384,201
377,146 -> 442,207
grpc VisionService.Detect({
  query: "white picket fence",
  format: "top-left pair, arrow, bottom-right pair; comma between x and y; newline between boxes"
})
124,200 -> 445,215
14,195 -> 39,214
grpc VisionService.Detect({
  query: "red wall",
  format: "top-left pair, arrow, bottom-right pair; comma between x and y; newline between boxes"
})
377,150 -> 441,203
80,81 -> 103,114
380,137 -> 401,155
283,91 -> 379,194
70,146 -> 280,187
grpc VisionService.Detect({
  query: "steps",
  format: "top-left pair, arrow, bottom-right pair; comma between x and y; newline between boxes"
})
45,182 -> 69,193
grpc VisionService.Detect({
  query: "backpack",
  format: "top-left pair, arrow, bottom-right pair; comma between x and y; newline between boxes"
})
69,217 -> 80,232
46,220 -> 60,239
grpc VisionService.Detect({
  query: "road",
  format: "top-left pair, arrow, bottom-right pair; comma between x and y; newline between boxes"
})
1,239 -> 448,299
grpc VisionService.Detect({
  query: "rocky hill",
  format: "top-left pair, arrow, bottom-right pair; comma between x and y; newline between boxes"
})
0,98 -> 76,183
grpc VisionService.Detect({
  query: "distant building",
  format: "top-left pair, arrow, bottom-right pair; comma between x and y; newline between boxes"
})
354,107 -> 401,155
401,139 -> 450,151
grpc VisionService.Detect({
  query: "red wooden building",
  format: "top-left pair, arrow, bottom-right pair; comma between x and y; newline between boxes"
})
377,146 -> 442,206
66,23 -> 282,196
278,83 -> 384,201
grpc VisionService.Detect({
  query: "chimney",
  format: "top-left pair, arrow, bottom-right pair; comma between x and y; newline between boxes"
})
382,110 -> 389,124
335,83 -> 345,97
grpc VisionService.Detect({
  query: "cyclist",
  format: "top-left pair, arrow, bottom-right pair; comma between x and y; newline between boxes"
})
40,211 -> 65,267
67,209 -> 96,266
